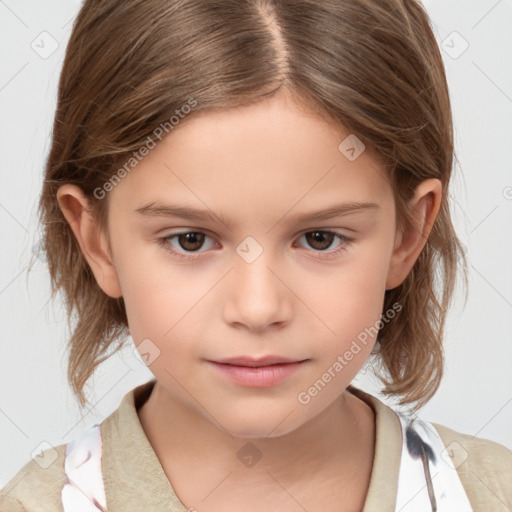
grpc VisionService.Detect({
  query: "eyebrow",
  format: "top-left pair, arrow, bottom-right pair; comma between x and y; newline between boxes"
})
135,201 -> 380,226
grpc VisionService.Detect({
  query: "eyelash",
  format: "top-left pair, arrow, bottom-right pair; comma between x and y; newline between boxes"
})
156,230 -> 353,261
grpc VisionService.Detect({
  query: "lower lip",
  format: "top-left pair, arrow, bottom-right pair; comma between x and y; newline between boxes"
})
207,361 -> 306,387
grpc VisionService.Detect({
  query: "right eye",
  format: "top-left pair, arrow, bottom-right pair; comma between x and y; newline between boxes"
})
157,231 -> 220,259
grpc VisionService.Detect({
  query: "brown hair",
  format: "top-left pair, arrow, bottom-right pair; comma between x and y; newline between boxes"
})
34,0 -> 468,412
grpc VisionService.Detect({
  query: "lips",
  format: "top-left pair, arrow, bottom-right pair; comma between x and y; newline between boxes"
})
211,355 -> 307,367
207,358 -> 307,387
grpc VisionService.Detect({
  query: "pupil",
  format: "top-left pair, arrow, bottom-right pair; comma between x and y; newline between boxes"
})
307,231 -> 333,250
180,232 -> 204,250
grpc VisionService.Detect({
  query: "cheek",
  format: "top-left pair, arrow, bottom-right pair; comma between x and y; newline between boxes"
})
297,253 -> 387,329
110,266 -> 165,346
113,244 -> 215,374
121,276 -> 200,379
110,227 -> 197,328
299,254 -> 388,371
121,271 -> 201,346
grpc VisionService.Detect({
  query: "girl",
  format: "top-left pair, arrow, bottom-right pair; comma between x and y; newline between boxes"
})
1,0 -> 511,511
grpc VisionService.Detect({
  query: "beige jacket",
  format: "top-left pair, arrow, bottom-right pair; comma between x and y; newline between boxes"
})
1,379 -> 511,511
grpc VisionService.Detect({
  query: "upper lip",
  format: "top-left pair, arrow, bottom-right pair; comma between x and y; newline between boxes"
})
210,356 -> 307,367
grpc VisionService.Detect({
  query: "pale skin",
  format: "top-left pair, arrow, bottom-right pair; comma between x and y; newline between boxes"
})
57,89 -> 442,511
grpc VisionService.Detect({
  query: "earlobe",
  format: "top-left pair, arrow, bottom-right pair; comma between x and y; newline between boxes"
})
385,179 -> 442,291
56,184 -> 123,298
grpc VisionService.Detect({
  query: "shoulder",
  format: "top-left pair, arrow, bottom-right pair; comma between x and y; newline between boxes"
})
0,442 -> 68,512
432,422 -> 512,472
431,422 -> 512,511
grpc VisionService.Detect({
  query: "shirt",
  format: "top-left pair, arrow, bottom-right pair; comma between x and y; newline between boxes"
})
1,378 -> 511,511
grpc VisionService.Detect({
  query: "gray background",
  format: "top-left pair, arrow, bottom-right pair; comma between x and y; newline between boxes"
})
1,0 -> 511,488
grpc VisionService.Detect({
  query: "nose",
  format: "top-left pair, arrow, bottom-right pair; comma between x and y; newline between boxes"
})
222,249 -> 293,332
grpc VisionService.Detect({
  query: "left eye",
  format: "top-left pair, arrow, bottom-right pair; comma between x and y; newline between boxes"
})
295,230 -> 349,252
157,230 -> 351,259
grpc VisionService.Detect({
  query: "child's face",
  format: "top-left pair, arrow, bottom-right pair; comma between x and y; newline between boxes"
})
103,92 -> 400,437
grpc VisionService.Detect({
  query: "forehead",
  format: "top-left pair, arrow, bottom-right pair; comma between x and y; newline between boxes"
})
109,93 -> 394,219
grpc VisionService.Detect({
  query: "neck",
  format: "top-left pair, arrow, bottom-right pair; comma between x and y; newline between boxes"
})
137,382 -> 375,510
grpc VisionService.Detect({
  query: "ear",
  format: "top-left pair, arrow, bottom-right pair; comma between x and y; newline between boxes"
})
56,184 -> 122,298
385,178 -> 442,291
